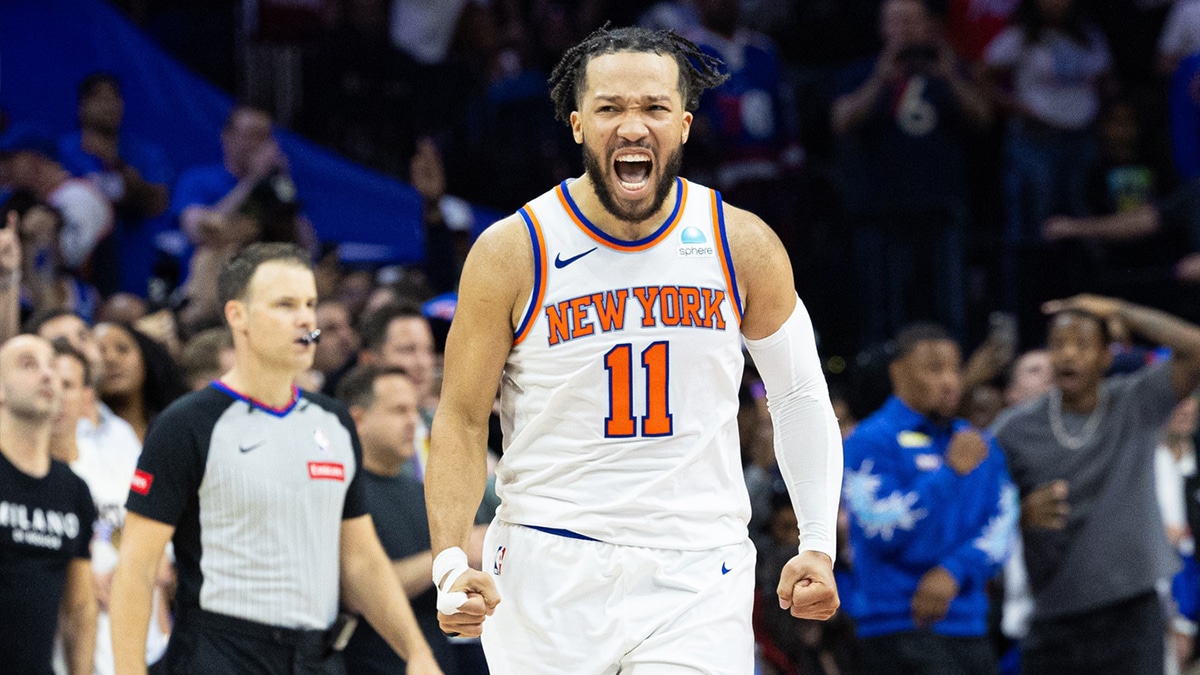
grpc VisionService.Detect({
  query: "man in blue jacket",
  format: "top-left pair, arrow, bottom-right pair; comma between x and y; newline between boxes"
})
844,322 -> 1017,674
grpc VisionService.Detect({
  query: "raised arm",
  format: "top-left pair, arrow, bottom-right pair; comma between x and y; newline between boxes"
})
1042,207 -> 1162,243
831,53 -> 893,136
1043,294 -> 1200,398
426,215 -> 529,635
0,213 -> 20,345
730,205 -> 842,621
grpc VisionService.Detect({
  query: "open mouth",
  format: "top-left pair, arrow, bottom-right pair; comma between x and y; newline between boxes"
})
613,152 -> 653,193
1054,368 -> 1080,386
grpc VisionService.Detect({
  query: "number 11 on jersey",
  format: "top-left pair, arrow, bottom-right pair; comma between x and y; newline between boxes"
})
604,341 -> 673,438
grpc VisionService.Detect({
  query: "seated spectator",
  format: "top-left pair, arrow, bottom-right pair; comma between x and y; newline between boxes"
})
171,104 -> 316,328
58,72 -> 172,297
991,295 -> 1200,674
843,323 -> 1016,674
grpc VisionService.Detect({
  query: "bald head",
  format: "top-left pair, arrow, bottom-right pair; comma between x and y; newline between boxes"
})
0,335 -> 62,421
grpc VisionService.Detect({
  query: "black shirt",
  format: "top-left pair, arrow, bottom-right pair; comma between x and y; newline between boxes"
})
343,470 -> 453,674
0,451 -> 95,675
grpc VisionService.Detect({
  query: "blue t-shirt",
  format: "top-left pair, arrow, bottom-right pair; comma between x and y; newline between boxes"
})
58,131 -> 173,296
170,163 -> 238,222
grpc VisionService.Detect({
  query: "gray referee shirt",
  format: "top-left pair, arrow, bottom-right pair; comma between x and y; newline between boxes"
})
126,381 -> 367,630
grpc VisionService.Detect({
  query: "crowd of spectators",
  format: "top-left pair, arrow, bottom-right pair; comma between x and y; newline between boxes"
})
3,0 -> 1200,673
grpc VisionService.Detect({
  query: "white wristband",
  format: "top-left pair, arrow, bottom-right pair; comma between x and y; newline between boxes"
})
432,547 -> 470,615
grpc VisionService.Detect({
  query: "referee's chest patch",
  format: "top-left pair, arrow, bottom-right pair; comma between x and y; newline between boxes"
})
314,428 -> 331,455
307,461 -> 345,481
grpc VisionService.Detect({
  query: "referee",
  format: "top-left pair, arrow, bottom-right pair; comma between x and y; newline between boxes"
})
110,243 -> 442,675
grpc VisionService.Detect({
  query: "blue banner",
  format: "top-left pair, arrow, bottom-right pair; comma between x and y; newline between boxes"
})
0,0 -> 427,263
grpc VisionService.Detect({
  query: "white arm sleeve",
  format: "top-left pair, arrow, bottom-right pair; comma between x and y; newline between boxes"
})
744,296 -> 843,561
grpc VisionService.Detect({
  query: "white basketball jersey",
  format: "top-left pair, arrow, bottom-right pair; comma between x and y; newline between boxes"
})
496,178 -> 749,551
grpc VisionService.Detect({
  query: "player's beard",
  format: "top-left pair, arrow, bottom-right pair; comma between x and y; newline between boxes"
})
582,142 -> 683,225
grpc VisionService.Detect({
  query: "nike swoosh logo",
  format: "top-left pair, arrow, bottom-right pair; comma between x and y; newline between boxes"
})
554,247 -> 597,269
239,442 -> 264,454
721,562 -> 731,575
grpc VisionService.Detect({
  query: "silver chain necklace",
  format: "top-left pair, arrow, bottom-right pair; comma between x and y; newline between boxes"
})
1048,387 -> 1108,450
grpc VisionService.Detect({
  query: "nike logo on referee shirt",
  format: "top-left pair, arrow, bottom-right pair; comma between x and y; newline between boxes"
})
239,441 -> 264,454
554,247 -> 597,269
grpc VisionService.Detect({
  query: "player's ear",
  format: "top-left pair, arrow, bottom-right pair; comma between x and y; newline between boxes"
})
224,299 -> 247,335
681,111 -> 692,144
570,111 -> 583,145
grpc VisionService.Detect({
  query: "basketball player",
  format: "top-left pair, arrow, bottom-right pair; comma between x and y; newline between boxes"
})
425,25 -> 843,674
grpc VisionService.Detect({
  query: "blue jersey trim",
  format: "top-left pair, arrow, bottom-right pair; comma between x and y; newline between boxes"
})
210,380 -> 299,417
522,524 -> 602,542
514,206 -> 544,342
558,177 -> 683,249
713,191 -> 743,319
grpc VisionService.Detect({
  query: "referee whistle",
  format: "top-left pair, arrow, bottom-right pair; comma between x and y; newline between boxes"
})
299,329 -> 322,345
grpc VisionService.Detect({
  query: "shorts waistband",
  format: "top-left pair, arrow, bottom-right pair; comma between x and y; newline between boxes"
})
520,524 -> 602,542
179,607 -> 329,649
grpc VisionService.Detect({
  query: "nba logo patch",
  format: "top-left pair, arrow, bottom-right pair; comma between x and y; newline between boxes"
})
314,428 -> 331,455
494,546 -> 506,575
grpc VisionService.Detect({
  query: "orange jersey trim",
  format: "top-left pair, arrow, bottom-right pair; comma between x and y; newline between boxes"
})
513,205 -> 548,346
555,178 -> 688,252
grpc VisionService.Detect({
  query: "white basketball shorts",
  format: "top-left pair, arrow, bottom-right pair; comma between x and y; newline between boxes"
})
479,519 -> 756,674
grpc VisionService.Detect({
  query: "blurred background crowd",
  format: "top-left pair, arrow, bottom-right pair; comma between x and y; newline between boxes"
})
2,0 -> 1200,673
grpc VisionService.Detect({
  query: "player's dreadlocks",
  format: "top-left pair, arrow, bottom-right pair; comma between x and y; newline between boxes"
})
548,24 -> 729,124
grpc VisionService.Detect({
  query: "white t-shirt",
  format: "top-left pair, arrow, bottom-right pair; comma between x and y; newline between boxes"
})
1155,442 -> 1196,551
74,405 -> 169,673
389,0 -> 488,64
985,25 -> 1112,130
47,178 -> 113,271
1160,0 -> 1200,61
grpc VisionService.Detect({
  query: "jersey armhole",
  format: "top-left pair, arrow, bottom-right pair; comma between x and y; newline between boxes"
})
513,205 -> 547,346
709,190 -> 743,326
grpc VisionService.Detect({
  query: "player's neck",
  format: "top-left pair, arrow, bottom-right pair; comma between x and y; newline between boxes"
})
0,410 -> 53,478
570,173 -> 677,241
221,363 -> 299,409
1060,385 -> 1101,414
